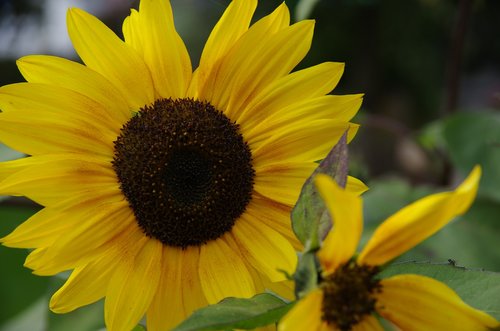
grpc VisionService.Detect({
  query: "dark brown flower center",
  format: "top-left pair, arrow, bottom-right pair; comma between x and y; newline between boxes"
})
112,98 -> 254,248
320,262 -> 381,331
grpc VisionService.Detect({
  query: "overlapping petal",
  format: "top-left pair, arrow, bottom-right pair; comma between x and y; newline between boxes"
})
1,191 -> 123,248
0,157 -> 117,206
105,239 -> 162,331
147,246 -> 185,331
245,194 -> 302,250
238,62 -> 345,131
232,215 -> 297,282
0,83 -> 121,156
254,162 -> 317,206
51,226 -> 151,312
196,4 -> 300,115
50,252 -> 121,313
199,235 -> 255,303
192,0 -> 257,98
16,55 -> 130,124
25,203 -> 135,275
126,0 -> 192,99
352,315 -> 384,331
67,8 -> 154,109
252,120 -> 358,165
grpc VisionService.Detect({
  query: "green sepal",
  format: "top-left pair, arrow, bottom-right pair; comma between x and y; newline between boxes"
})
291,132 -> 348,251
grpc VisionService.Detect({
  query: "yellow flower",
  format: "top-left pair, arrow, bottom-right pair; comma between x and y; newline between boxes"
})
279,166 -> 500,331
0,0 -> 361,330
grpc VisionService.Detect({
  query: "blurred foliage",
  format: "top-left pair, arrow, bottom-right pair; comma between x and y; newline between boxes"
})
442,112 -> 500,201
0,206 -> 44,325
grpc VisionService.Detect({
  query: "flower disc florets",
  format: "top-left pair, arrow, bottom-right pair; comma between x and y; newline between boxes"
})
320,262 -> 382,331
112,98 -> 255,247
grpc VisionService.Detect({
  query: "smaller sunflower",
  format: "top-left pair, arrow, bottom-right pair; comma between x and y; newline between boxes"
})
278,166 -> 500,331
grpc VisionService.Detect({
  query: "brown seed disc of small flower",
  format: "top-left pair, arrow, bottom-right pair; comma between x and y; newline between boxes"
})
112,98 -> 255,248
320,262 -> 382,331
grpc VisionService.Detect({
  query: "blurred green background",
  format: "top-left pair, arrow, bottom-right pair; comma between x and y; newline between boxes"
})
0,0 -> 499,329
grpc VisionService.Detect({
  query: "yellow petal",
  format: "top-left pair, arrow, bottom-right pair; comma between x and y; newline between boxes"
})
194,0 -> 257,97
245,94 -> 363,145
0,155 -> 47,183
67,8 -> 154,109
1,190 -> 123,248
377,274 -> 499,330
254,162 -> 317,206
224,20 -> 315,120
30,201 -> 135,275
278,289 -> 324,331
232,214 -> 297,282
105,239 -> 162,331
1,207 -> 68,248
238,62 -> 345,131
315,174 -> 363,275
16,55 -> 130,123
133,0 -> 191,99
0,157 -> 117,206
196,1 -> 288,102
0,83 -> 120,156
346,176 -> 369,195
359,166 -> 481,266
352,315 -> 383,331
252,120 -> 358,166
122,9 -> 142,51
50,227 -> 147,313
180,246 -> 208,318
26,202 -> 134,275
199,235 -> 255,303
50,253 -> 119,313
148,246 -> 208,330
246,194 -> 302,250
147,246 -> 186,331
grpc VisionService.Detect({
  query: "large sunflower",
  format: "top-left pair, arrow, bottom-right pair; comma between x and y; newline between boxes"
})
0,0 -> 361,330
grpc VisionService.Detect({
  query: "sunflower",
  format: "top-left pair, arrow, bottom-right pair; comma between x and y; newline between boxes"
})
0,0 -> 361,330
279,166 -> 500,331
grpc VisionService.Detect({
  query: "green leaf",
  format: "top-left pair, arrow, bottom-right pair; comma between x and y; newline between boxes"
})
0,205 -> 47,326
379,261 -> 500,319
291,133 -> 348,250
172,293 -> 293,331
293,252 -> 319,299
443,112 -> 500,201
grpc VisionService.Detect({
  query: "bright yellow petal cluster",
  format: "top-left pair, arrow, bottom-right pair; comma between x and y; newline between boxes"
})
279,166 -> 500,331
